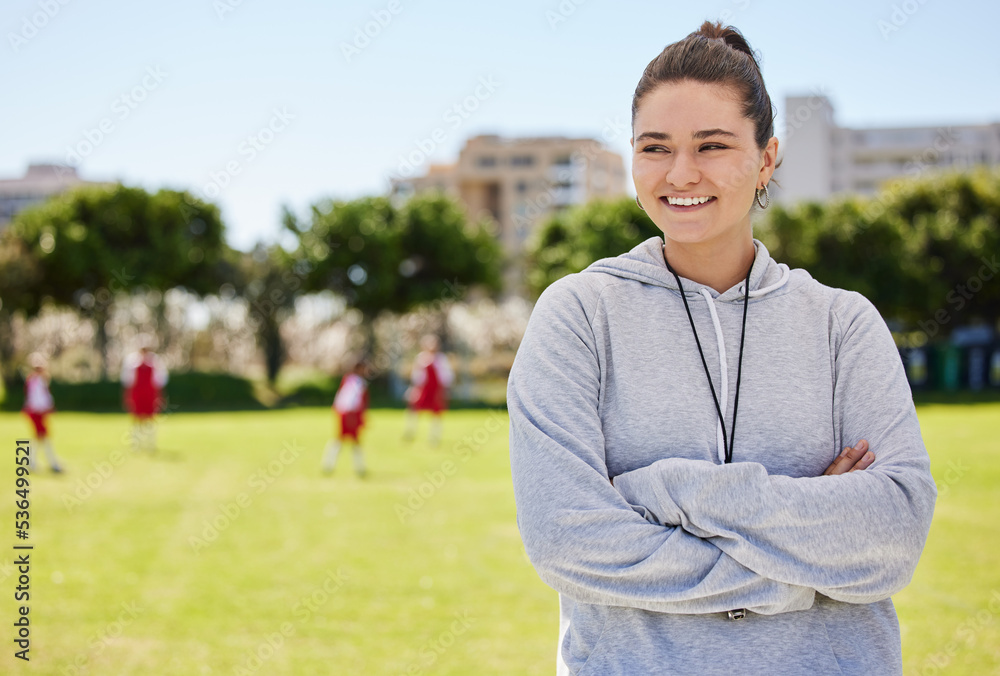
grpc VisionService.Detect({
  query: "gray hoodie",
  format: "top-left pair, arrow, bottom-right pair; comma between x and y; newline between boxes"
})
508,237 -> 936,675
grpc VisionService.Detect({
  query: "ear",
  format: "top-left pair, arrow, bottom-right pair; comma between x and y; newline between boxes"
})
758,136 -> 779,186
629,136 -> 635,150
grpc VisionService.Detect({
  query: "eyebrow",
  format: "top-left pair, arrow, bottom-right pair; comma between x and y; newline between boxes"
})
634,129 -> 738,143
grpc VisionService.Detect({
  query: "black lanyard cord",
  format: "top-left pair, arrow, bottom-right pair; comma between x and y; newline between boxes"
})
729,263 -> 753,464
665,252 -> 754,464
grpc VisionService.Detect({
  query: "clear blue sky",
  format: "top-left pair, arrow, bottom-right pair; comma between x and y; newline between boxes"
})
3,0 -> 998,250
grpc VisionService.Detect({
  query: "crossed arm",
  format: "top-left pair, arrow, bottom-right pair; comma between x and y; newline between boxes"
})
608,299 -> 935,603
610,438 -> 930,603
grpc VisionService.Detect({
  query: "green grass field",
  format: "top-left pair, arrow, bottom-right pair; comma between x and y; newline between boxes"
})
0,404 -> 997,675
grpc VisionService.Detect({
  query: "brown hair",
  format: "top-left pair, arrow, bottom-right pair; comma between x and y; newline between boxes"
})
632,21 -> 775,151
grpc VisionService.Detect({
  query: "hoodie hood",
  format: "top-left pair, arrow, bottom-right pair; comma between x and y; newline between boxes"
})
584,237 -> 796,303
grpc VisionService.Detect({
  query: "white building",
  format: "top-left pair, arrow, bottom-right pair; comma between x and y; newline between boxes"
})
0,163 -> 103,228
775,95 -> 1000,203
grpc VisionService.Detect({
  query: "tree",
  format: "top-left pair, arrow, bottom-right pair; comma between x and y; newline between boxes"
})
758,168 -> 1000,327
526,196 -> 660,297
883,168 -> 1000,325
287,196 -> 402,321
237,244 -> 302,385
0,230 -> 43,392
395,193 -> 503,307
758,197 -> 921,322
8,184 -> 230,377
286,193 -> 502,356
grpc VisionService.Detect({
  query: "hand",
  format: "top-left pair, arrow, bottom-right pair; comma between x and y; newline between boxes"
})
822,439 -> 874,476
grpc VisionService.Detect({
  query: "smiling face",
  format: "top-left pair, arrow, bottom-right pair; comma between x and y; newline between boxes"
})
631,79 -> 777,253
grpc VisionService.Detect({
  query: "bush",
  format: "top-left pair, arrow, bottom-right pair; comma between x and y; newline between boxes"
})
1,372 -> 264,412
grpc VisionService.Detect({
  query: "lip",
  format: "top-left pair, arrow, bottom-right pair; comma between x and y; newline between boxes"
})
659,195 -> 716,211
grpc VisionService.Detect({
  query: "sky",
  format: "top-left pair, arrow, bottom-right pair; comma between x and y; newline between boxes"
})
3,0 -> 999,251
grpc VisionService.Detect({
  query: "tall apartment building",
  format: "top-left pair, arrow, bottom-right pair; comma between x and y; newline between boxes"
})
775,95 -> 1000,204
0,163 -> 102,228
390,135 -> 627,258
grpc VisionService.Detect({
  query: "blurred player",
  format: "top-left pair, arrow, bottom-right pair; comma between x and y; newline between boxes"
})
22,353 -> 64,472
403,334 -> 453,446
121,343 -> 168,452
322,361 -> 369,477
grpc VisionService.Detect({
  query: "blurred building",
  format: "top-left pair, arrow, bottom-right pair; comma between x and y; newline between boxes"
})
0,163 -> 103,228
775,95 -> 1000,204
391,135 -> 627,259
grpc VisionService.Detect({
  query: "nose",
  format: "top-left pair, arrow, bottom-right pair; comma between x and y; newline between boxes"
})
665,150 -> 700,188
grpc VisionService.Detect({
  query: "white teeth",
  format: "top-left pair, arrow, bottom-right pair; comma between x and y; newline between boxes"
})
666,196 -> 712,206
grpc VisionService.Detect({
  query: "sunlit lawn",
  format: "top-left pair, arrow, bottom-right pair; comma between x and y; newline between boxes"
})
0,409 -> 552,675
0,403 -> 996,674
896,403 -> 1000,675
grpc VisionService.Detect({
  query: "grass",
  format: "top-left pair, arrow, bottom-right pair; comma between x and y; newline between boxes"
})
896,402 -> 1000,674
0,409 -> 551,675
0,404 -> 997,674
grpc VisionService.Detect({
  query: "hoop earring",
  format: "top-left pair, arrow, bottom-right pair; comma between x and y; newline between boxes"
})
755,184 -> 770,209
635,195 -> 645,211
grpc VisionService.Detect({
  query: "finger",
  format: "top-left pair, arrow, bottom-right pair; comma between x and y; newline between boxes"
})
848,451 -> 876,472
822,448 -> 851,475
825,444 -> 867,476
837,445 -> 873,474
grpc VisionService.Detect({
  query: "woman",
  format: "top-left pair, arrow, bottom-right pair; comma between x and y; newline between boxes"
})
508,22 -> 936,675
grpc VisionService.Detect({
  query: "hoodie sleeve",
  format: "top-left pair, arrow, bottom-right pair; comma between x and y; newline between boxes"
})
435,354 -> 454,388
613,293 -> 936,604
509,278 -> 815,615
120,354 -> 138,388
153,356 -> 169,388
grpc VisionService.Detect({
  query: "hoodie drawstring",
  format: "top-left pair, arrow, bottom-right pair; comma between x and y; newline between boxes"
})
743,263 -> 790,298
699,289 -> 730,463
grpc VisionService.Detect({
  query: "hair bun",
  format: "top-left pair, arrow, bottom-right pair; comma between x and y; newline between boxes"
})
696,20 -> 756,61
